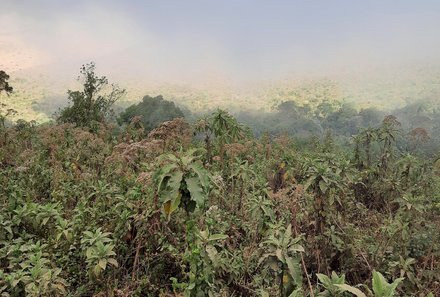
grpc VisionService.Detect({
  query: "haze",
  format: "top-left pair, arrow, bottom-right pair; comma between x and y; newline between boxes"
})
2,0 -> 440,85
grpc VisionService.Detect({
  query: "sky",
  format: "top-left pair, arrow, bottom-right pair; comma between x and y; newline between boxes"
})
1,0 -> 440,84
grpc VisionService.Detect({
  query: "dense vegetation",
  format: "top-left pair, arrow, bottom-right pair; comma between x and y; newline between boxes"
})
234,99 -> 440,158
57,63 -> 125,132
118,95 -> 184,134
1,66 -> 439,296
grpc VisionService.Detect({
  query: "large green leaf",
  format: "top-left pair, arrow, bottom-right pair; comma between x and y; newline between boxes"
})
186,176 -> 205,206
317,273 -> 332,288
282,224 -> 292,247
156,163 -> 178,192
319,180 -> 328,194
372,271 -> 386,297
372,271 -> 403,297
335,284 -> 366,297
98,259 -> 107,270
289,244 -> 305,253
160,153 -> 179,164
107,258 -> 118,267
206,245 -> 218,266
159,171 -> 183,203
163,192 -> 182,216
385,277 -> 404,297
286,256 -> 302,285
181,148 -> 202,166
275,248 -> 285,263
159,171 -> 183,217
188,162 -> 210,189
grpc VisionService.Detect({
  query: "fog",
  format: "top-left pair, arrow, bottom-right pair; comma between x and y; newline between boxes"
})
2,0 -> 440,86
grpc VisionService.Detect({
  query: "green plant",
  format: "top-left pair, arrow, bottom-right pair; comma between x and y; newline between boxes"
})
57,62 -> 125,130
13,202 -> 62,235
248,193 -> 276,238
155,148 -> 211,217
195,109 -> 246,167
317,271 -> 347,296
387,256 -> 417,288
259,224 -> 304,296
317,271 -> 366,297
302,156 -> 345,234
177,227 -> 229,297
55,217 -> 74,243
0,240 -> 68,296
0,70 -> 13,95
356,127 -> 378,169
368,270 -> 404,297
230,159 -> 256,213
2,84 -> 440,296
378,116 -> 400,174
81,228 -> 118,279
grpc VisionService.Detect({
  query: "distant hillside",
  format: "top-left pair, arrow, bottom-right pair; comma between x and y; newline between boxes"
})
2,63 -> 440,123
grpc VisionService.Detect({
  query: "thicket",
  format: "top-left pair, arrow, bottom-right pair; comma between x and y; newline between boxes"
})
118,95 -> 184,134
0,67 -> 439,296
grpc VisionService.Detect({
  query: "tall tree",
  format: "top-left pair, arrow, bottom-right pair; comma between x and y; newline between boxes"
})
0,70 -> 13,95
58,62 -> 125,130
0,70 -> 15,131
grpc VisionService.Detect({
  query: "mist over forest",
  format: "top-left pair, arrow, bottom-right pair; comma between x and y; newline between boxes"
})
6,63 -> 440,157
1,1 -> 440,296
2,0 -> 440,145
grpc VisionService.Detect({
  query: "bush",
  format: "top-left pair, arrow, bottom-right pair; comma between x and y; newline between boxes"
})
118,95 -> 184,133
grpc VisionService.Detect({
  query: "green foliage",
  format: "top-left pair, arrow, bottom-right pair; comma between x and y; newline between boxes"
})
317,272 -> 348,296
81,228 -> 118,279
57,62 -> 125,130
209,109 -> 246,143
174,225 -> 229,297
0,70 -> 13,95
0,70 -> 15,133
118,95 -> 184,133
259,224 -> 304,296
195,109 -> 247,166
1,93 -> 440,296
370,270 -> 404,297
155,149 -> 212,217
0,240 -> 68,296
317,270 -> 405,297
317,272 -> 366,297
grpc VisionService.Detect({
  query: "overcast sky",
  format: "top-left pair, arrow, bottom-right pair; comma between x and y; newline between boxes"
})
1,0 -> 440,83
